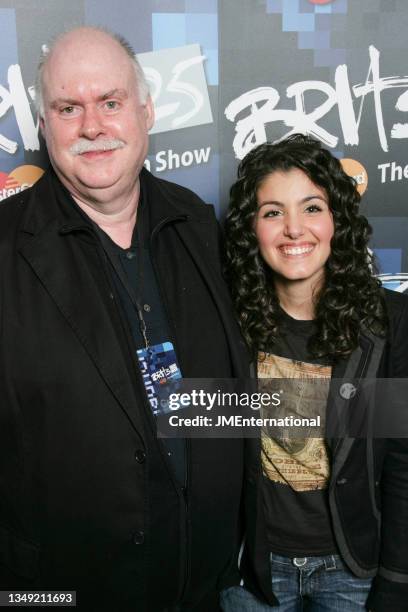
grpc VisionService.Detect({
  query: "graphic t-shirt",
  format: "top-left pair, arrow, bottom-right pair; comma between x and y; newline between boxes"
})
259,310 -> 338,556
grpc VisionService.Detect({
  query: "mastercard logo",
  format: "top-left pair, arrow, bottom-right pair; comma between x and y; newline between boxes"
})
0,165 -> 44,202
340,158 -> 368,196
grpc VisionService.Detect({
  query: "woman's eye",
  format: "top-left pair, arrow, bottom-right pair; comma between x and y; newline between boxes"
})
61,106 -> 75,114
263,210 -> 281,218
305,204 -> 322,213
105,100 -> 118,110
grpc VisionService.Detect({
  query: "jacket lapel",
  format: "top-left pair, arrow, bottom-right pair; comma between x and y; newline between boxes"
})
18,172 -> 145,435
174,221 -> 249,377
144,169 -> 250,378
328,332 -> 385,472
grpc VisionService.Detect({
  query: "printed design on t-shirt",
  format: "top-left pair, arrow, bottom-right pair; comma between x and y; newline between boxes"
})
258,353 -> 332,492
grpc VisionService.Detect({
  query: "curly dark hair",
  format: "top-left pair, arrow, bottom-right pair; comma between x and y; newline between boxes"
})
224,134 -> 387,360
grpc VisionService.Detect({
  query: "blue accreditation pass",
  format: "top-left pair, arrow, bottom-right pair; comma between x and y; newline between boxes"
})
137,341 -> 182,416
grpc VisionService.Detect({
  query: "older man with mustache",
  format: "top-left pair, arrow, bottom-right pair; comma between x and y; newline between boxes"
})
0,27 -> 248,611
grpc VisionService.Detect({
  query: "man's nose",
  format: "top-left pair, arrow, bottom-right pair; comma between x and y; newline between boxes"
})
79,107 -> 104,139
283,212 -> 304,239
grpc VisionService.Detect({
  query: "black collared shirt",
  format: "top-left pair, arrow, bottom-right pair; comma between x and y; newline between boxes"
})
107,182 -> 172,351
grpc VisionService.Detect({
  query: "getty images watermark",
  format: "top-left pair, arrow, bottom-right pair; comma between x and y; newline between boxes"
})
155,380 -> 331,438
166,389 -> 321,429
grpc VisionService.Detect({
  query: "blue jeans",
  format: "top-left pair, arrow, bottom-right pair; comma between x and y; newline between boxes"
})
220,553 -> 372,611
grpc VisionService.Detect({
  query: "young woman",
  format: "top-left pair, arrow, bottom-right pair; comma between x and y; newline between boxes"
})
222,135 -> 408,612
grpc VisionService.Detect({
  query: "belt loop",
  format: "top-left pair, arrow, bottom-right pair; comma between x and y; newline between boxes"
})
324,555 -> 337,570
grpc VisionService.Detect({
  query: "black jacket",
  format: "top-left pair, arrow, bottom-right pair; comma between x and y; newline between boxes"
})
243,289 -> 408,612
0,169 -> 249,611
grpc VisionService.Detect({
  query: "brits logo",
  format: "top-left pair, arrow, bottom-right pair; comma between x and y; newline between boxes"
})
0,165 -> 44,202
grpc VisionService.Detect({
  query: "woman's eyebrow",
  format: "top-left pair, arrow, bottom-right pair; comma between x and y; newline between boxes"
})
301,194 -> 327,203
257,194 -> 327,208
257,200 -> 284,209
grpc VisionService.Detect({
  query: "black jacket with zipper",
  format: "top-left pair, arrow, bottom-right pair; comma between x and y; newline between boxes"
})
241,289 -> 408,612
0,168 -> 249,611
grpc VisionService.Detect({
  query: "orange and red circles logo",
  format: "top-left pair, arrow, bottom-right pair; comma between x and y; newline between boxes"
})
308,0 -> 333,4
340,158 -> 368,196
0,165 -> 44,202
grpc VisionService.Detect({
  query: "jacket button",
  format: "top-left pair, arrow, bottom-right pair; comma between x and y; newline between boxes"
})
135,449 -> 146,463
132,530 -> 145,545
337,478 -> 348,485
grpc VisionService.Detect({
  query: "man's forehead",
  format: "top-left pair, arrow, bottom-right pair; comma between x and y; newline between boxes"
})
44,31 -> 132,78
43,44 -> 136,94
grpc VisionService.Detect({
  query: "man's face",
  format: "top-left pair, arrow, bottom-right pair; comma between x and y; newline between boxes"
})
40,30 -> 154,204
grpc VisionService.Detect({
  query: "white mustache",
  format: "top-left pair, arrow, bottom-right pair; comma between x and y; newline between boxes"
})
69,139 -> 126,155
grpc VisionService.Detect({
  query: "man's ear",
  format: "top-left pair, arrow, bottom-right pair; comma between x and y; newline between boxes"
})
144,95 -> 155,132
39,114 -> 45,136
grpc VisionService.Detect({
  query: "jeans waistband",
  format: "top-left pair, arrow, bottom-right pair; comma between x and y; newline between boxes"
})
271,552 -> 343,571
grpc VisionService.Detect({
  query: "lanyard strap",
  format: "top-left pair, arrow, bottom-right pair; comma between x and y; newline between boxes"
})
95,213 -> 150,349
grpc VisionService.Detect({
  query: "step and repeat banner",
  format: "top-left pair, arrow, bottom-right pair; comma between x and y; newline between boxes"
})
0,0 -> 407,290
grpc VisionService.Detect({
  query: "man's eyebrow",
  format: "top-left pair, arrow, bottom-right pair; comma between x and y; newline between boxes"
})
49,98 -> 79,109
49,89 -> 128,109
100,89 -> 128,100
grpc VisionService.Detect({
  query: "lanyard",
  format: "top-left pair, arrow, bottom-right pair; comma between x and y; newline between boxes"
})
95,210 -> 150,349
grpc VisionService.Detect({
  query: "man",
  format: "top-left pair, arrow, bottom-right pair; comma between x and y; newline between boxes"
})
0,27 -> 248,611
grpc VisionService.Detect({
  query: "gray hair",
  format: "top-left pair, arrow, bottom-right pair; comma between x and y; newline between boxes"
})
34,26 -> 150,117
